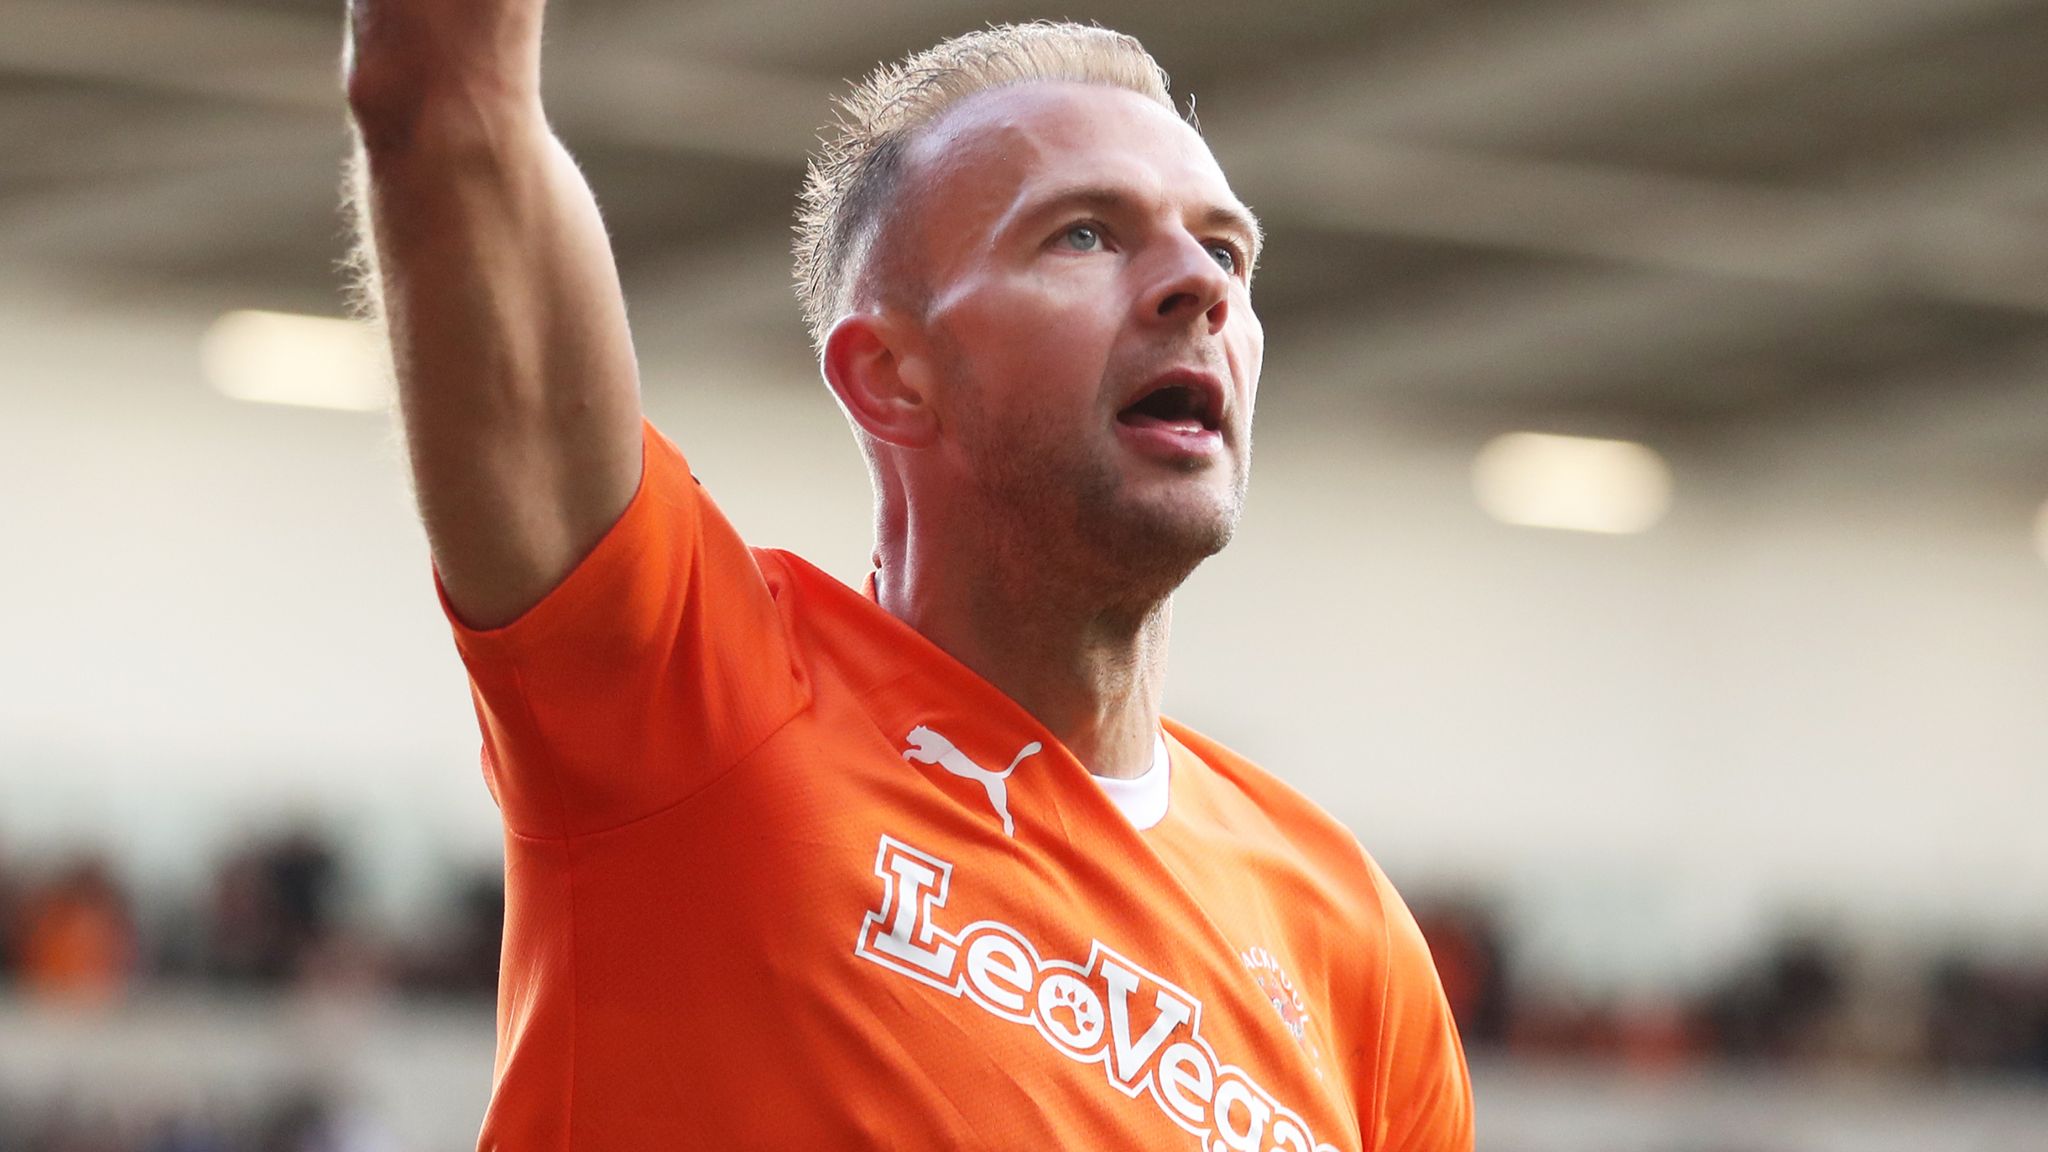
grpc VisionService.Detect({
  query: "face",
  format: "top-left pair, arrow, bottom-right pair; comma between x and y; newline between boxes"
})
897,82 -> 1265,589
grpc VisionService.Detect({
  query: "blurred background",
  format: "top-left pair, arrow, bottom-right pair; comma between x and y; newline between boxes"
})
4,0 -> 2048,1148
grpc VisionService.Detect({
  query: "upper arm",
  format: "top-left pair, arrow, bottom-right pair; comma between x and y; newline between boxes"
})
445,425 -> 808,838
346,2 -> 643,629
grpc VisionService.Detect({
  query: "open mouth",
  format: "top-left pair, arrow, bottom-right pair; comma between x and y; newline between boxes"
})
1116,377 -> 1222,434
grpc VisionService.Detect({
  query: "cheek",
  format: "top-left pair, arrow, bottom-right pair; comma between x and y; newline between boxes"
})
938,276 -> 1078,363
998,281 -> 1120,357
930,271 -> 1125,420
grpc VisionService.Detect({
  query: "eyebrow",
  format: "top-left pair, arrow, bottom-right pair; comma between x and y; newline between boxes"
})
1015,184 -> 1264,267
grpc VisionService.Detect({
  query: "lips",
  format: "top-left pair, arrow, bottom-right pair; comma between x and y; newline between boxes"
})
1113,368 -> 1229,463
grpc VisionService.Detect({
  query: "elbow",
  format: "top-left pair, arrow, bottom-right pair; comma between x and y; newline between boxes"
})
341,1 -> 417,147
347,71 -> 541,162
343,6 -> 539,155
342,24 -> 434,153
343,73 -> 416,155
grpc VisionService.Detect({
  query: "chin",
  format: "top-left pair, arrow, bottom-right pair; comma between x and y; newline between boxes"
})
1083,485 -> 1242,589
963,422 -> 1246,592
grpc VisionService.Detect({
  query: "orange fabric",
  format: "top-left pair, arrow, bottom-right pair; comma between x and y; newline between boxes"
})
441,421 -> 1473,1151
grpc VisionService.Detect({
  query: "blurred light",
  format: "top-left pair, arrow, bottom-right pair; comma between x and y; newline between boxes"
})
201,310 -> 392,412
1473,432 -> 1672,535
2034,500 -> 2048,569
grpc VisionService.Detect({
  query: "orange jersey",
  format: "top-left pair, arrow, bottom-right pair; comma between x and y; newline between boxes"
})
440,421 -> 1473,1151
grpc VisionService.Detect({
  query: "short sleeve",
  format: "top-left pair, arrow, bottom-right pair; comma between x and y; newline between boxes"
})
438,420 -> 806,839
1366,862 -> 1476,1152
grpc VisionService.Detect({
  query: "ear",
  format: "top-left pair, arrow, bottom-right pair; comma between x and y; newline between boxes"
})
820,312 -> 940,449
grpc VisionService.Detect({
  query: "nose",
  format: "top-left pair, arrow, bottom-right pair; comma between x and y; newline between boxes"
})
1143,233 -> 1232,336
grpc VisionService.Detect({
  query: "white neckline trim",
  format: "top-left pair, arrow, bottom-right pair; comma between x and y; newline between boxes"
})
1092,733 -> 1171,831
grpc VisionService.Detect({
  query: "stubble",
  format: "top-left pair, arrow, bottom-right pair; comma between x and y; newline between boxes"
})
942,340 -> 1249,606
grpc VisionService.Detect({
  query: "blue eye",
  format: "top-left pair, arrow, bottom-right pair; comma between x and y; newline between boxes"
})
1061,224 -> 1102,251
1207,243 -> 1239,275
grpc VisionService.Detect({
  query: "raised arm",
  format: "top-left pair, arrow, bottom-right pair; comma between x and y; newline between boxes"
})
344,0 -> 643,629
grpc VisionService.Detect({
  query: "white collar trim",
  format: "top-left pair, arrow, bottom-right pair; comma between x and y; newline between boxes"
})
1092,733 -> 1172,831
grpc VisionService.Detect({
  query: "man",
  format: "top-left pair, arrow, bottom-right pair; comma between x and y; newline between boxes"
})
346,8 -> 1471,1150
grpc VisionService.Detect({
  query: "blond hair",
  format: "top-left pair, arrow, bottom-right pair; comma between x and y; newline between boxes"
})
792,22 -> 1177,352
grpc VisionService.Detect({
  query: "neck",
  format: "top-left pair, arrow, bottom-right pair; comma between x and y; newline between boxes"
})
875,525 -> 1171,781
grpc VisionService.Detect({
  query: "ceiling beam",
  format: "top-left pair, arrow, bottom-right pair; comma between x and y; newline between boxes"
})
0,0 -> 342,111
4,0 -> 2042,402
1226,130 -> 2048,316
1253,0 -> 2040,145
0,0 -> 829,164
1252,139 -> 2048,412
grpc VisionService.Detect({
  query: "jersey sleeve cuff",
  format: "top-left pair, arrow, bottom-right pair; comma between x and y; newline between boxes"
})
434,419 -> 691,664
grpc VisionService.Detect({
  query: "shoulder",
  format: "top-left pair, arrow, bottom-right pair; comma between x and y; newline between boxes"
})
743,547 -> 921,696
1164,721 -> 1471,1135
1161,718 -> 1391,927
745,547 -> 871,630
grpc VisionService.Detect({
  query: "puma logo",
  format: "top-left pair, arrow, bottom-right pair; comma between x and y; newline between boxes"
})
902,726 -> 1042,836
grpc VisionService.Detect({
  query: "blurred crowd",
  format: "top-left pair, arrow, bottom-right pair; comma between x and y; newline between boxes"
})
3,833 -> 2047,1148
0,1090 -> 396,1152
0,830 -> 501,1007
0,830 -> 493,1150
4,831 -> 2047,1078
1417,901 -> 2048,1077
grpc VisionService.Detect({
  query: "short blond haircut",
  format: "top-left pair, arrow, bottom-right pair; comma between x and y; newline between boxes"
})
792,22 -> 1177,352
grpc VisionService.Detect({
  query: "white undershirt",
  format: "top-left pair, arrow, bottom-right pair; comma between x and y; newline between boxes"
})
1091,733 -> 1172,831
